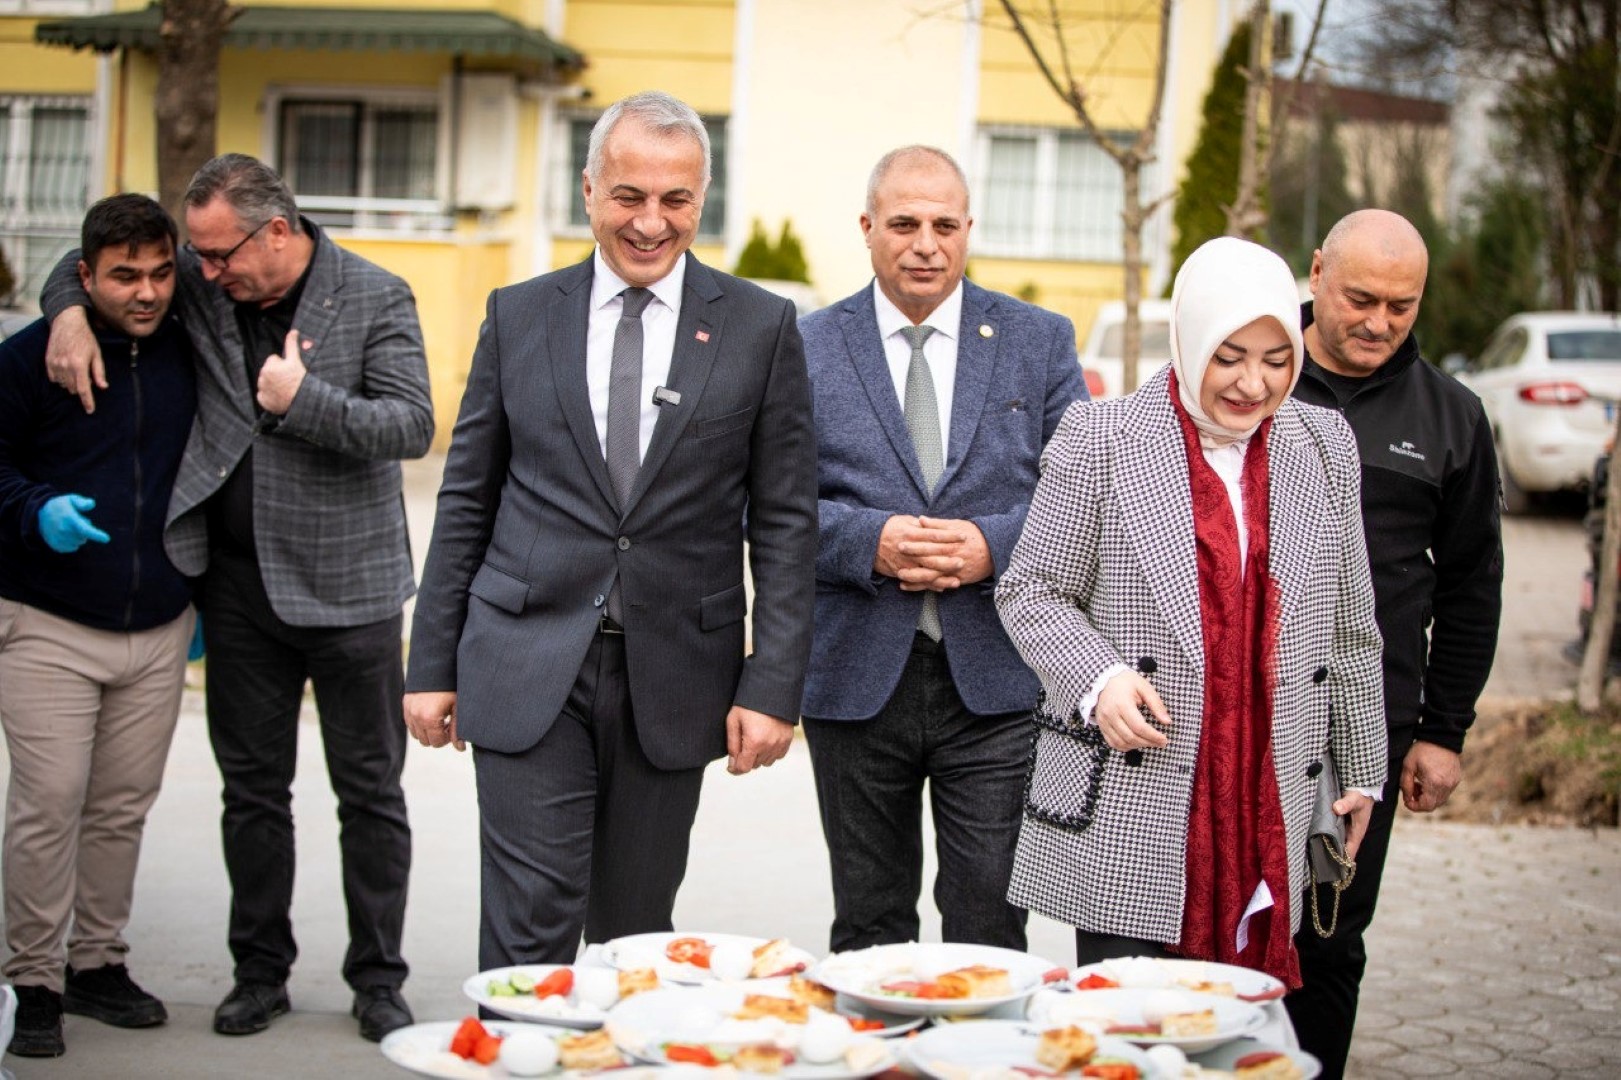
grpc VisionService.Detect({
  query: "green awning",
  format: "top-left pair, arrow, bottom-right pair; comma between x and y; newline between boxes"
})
35,5 -> 584,75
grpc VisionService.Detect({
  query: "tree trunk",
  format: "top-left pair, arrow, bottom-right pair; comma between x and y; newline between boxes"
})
1578,422 -> 1621,713
1226,0 -> 1269,238
1120,162 -> 1145,394
154,0 -> 235,229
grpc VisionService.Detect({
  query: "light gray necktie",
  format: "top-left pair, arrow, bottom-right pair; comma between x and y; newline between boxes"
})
605,287 -> 652,623
900,323 -> 943,641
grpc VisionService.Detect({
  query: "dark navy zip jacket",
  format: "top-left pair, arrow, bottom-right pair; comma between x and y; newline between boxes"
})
0,313 -> 197,632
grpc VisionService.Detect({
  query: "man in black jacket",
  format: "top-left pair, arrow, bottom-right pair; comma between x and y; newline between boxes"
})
0,194 -> 197,1059
1287,209 -> 1504,1079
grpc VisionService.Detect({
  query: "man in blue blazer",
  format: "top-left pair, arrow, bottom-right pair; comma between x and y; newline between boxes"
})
800,146 -> 1085,951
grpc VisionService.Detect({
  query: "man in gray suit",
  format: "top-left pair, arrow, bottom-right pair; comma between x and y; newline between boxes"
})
799,147 -> 1084,952
404,92 -> 816,968
42,155 -> 433,1042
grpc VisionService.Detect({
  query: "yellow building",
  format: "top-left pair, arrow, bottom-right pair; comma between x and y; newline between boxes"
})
7,1 -> 1240,441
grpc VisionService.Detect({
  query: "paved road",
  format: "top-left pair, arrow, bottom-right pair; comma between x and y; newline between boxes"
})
2,459 -> 1613,1079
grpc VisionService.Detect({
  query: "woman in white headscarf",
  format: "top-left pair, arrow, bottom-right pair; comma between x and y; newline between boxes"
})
995,237 -> 1387,985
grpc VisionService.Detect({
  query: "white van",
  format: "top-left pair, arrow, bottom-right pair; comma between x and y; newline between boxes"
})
1078,299 -> 1173,399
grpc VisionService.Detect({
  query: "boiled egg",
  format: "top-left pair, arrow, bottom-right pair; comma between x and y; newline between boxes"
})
798,1011 -> 853,1063
1140,989 -> 1198,1027
575,967 -> 621,1010
498,1030 -> 559,1076
709,940 -> 755,982
1144,1043 -> 1189,1077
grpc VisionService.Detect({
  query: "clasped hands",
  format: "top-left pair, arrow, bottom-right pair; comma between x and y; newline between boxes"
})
402,692 -> 793,776
874,515 -> 992,591
47,307 -> 304,415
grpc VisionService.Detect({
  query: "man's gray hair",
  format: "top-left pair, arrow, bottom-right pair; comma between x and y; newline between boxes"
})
184,153 -> 303,235
586,91 -> 711,187
866,146 -> 970,216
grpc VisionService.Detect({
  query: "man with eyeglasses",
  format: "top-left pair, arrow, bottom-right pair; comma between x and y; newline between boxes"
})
40,154 -> 434,1045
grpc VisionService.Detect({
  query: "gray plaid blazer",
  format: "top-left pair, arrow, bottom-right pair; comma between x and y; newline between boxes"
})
163,225 -> 434,627
994,366 -> 1386,942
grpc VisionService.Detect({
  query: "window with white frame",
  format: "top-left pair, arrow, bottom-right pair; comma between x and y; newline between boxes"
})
271,88 -> 447,229
557,113 -> 728,241
975,126 -> 1144,262
0,94 -> 93,303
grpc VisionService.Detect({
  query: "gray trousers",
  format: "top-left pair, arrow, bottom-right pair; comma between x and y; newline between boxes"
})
803,634 -> 1030,953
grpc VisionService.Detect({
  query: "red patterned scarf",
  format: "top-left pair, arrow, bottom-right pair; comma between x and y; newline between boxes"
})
1167,373 -> 1300,989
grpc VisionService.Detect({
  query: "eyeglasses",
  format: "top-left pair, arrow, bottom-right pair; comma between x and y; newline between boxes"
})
184,219 -> 270,271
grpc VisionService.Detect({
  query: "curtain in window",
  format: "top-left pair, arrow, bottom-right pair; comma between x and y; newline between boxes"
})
27,106 -> 91,221
1054,133 -> 1124,261
982,135 -> 1038,253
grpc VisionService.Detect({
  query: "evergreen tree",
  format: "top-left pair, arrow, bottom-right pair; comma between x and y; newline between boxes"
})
732,220 -> 777,279
1166,23 -> 1251,291
774,221 -> 811,284
0,243 -> 15,304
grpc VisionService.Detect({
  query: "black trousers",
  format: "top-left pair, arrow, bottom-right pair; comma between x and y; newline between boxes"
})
201,552 -> 411,991
472,632 -> 705,970
1286,725 -> 1417,1080
803,634 -> 1030,954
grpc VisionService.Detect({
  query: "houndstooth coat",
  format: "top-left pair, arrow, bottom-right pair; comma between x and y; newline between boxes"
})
995,367 -> 1386,943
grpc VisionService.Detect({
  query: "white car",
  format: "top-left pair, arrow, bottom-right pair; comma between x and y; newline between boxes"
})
1077,299 -> 1172,399
1460,311 -> 1621,513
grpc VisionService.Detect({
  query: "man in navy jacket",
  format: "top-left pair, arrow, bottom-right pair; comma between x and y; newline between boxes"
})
800,147 -> 1085,951
0,194 -> 196,1058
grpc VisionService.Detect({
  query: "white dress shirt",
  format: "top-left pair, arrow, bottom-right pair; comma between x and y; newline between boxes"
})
587,250 -> 686,462
873,279 -> 964,459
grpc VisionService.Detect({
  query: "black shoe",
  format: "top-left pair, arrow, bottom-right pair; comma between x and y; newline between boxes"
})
63,963 -> 167,1028
212,981 -> 290,1036
9,984 -> 65,1057
352,985 -> 413,1042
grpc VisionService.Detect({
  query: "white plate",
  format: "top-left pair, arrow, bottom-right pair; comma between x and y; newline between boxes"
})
1023,987 -> 1266,1055
604,985 -> 900,1078
1071,957 -> 1288,1003
902,1019 -> 1154,1079
380,1020 -> 639,1079
603,931 -> 814,985
463,965 -> 615,1028
811,942 -> 1058,1018
1190,1037 -> 1321,1078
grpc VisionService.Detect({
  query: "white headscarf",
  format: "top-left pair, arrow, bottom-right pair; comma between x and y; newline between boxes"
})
1170,236 -> 1305,448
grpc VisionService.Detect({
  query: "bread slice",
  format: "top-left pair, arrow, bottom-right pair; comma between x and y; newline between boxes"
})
749,938 -> 801,978
1034,1025 -> 1098,1071
1233,1050 -> 1304,1079
558,1028 -> 622,1070
617,967 -> 660,999
1158,1009 -> 1218,1037
732,1042 -> 795,1074
786,974 -> 837,1011
734,993 -> 809,1024
935,964 -> 1011,999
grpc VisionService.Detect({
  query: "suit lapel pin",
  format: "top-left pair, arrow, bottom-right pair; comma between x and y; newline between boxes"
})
978,324 -> 994,338
695,330 -> 711,343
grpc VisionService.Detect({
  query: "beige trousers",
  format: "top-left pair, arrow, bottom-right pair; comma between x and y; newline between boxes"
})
0,598 -> 193,991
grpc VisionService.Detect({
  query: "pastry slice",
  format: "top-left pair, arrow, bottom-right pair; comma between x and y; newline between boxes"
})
617,967 -> 660,999
1158,1009 -> 1218,1037
732,1042 -> 795,1074
1035,1025 -> 1099,1071
557,1028 -> 623,1070
786,974 -> 837,1011
749,937 -> 802,978
734,993 -> 809,1024
935,964 -> 1011,999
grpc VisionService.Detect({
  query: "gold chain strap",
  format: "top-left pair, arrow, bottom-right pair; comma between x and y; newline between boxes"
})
1308,839 -> 1357,937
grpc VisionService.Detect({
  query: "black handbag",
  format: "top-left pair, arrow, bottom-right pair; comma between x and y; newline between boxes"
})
1307,752 -> 1356,937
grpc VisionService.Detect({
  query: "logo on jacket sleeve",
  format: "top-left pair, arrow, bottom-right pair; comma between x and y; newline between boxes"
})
1388,440 -> 1427,461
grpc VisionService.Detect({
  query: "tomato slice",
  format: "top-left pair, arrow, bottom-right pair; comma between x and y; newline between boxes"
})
535,968 -> 575,999
472,1033 -> 504,1065
1040,967 -> 1069,984
879,980 -> 925,995
1075,973 -> 1120,990
666,936 -> 714,968
1081,1064 -> 1140,1080
448,1016 -> 488,1059
913,982 -> 954,999
846,1017 -> 886,1032
665,1043 -> 721,1067
1234,1051 -> 1287,1070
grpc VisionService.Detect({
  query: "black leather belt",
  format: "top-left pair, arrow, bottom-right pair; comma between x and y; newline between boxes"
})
597,615 -> 625,635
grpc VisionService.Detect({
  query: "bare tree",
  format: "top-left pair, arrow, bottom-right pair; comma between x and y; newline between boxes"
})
154,0 -> 237,225
1226,0 -> 1331,237
1579,431 -> 1621,712
992,0 -> 1174,394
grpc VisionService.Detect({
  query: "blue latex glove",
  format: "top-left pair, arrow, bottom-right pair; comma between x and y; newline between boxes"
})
38,494 -> 111,553
188,613 -> 205,662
